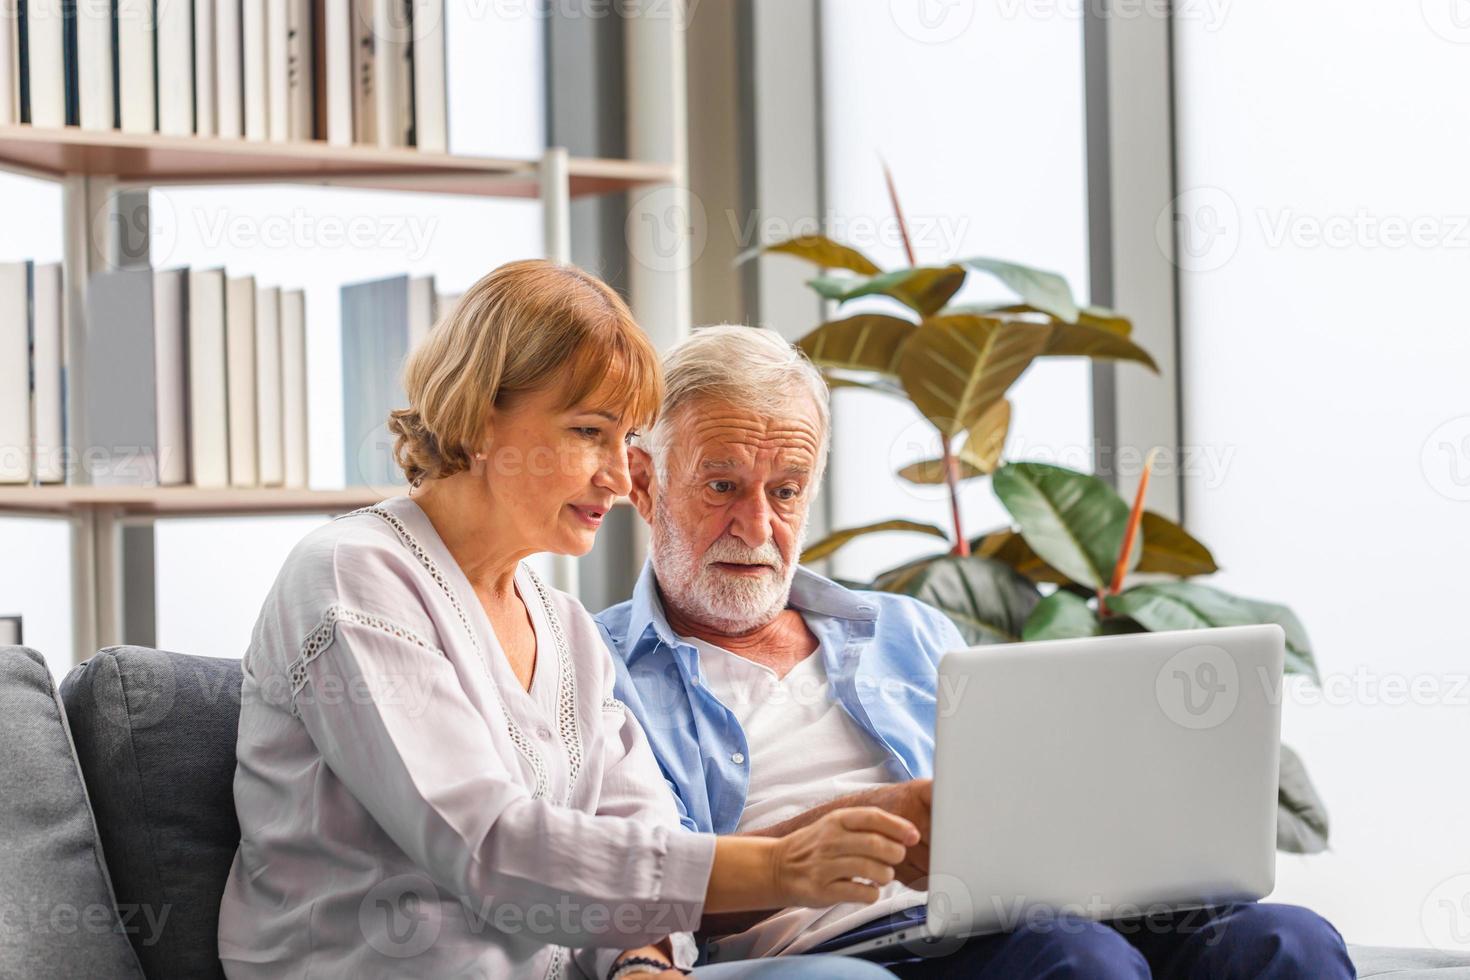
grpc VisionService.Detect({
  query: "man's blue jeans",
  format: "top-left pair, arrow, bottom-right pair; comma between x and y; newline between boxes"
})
806,902 -> 1355,979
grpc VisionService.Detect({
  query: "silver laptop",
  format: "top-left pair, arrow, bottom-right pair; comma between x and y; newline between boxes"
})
833,624 -> 1284,958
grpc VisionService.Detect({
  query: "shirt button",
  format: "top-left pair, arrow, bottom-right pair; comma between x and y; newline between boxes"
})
731,752 -> 745,765
538,727 -> 553,741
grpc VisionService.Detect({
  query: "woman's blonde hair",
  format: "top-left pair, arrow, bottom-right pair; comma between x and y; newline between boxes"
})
387,259 -> 662,487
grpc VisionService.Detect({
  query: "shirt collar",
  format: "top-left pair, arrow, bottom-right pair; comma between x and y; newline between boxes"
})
623,560 -> 879,667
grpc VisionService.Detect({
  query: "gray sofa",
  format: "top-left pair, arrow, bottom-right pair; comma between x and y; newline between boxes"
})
2,643 -> 1468,978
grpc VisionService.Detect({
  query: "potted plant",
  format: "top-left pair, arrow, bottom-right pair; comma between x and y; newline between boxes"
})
749,169 -> 1329,853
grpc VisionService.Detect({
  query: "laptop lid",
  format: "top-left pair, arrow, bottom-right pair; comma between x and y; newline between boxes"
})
925,624 -> 1285,940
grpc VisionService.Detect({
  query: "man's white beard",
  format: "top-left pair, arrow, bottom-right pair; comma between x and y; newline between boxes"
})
651,499 -> 803,636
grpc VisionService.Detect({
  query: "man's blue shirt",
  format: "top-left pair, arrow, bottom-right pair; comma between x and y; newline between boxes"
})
594,561 -> 967,835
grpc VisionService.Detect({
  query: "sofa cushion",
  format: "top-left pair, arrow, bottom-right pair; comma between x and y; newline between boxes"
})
1351,944 -> 1470,977
0,646 -> 146,979
60,646 -> 243,980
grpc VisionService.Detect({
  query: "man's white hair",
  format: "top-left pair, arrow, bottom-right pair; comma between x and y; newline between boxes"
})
643,324 -> 831,484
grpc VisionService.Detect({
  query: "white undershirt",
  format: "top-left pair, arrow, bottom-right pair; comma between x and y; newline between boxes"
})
683,633 -> 927,959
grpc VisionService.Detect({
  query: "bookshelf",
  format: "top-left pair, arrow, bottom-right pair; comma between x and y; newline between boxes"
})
1,9 -> 690,664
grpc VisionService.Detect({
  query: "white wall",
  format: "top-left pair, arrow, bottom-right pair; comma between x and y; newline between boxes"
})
820,1 -> 1093,582
1175,1 -> 1470,950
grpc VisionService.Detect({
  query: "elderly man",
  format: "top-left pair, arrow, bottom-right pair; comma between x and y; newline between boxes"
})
595,326 -> 1352,979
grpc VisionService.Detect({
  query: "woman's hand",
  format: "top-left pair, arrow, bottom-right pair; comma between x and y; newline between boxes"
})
771,805 -> 920,908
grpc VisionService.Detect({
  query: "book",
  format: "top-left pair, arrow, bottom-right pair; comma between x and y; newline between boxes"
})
225,274 -> 257,486
0,262 -> 31,484
60,0 -> 76,124
153,268 -> 190,485
1,0 -> 16,125
0,615 -> 21,646
215,0 -> 242,137
280,288 -> 309,488
157,0 -> 194,135
116,0 -> 155,133
16,0 -> 28,122
265,0 -> 285,140
31,262 -> 64,484
242,0 -> 268,139
74,0 -> 113,130
350,0 -> 374,144
255,284 -> 284,485
187,268 -> 229,488
341,274 -> 408,488
371,0 -> 409,147
407,273 -> 434,350
194,0 -> 216,135
82,269 -> 160,486
25,0 -> 64,128
411,0 -> 445,152
286,0 -> 312,139
323,0 -> 350,145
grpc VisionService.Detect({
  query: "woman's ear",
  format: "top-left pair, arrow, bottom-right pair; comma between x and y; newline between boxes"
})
627,446 -> 656,524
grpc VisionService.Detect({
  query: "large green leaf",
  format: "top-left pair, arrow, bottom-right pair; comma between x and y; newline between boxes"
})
809,265 -> 967,316
1079,305 -> 1132,336
1107,581 -> 1319,682
800,519 -> 949,564
1042,321 -> 1159,372
1137,511 -> 1219,577
960,258 -> 1080,322
898,316 -> 1052,437
1277,744 -> 1330,854
872,555 -> 1041,644
991,462 -> 1139,590
798,314 -> 913,378
972,527 -> 1072,585
897,399 -> 1011,484
752,234 -> 882,275
1022,590 -> 1100,641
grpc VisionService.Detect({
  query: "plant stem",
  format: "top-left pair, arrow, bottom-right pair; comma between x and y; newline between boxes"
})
881,159 -> 918,267
944,444 -> 970,557
1102,448 -> 1159,613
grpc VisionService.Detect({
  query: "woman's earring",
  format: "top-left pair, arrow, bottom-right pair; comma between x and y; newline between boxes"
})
474,452 -> 486,461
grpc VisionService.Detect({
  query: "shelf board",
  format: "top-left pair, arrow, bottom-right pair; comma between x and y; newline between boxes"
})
0,125 -> 676,198
0,485 -> 408,517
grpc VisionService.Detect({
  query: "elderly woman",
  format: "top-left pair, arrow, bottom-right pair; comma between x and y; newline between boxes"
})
217,260 -> 912,980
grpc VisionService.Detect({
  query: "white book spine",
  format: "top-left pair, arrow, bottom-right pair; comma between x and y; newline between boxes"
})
215,0 -> 242,137
0,263 -> 31,483
0,0 -> 16,126
76,0 -> 114,130
116,0 -> 156,133
31,264 -> 64,483
225,276 -> 258,486
157,0 -> 195,136
265,0 -> 286,141
242,0 -> 268,140
286,0 -> 312,140
372,0 -> 404,147
412,0 -> 445,152
280,289 -> 308,489
153,269 -> 189,485
254,285 -> 284,485
324,0 -> 350,146
194,0 -> 217,136
25,0 -> 65,128
187,269 -> 230,488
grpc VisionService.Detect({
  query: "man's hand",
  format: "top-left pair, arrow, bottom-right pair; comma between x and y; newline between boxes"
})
856,779 -> 931,884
